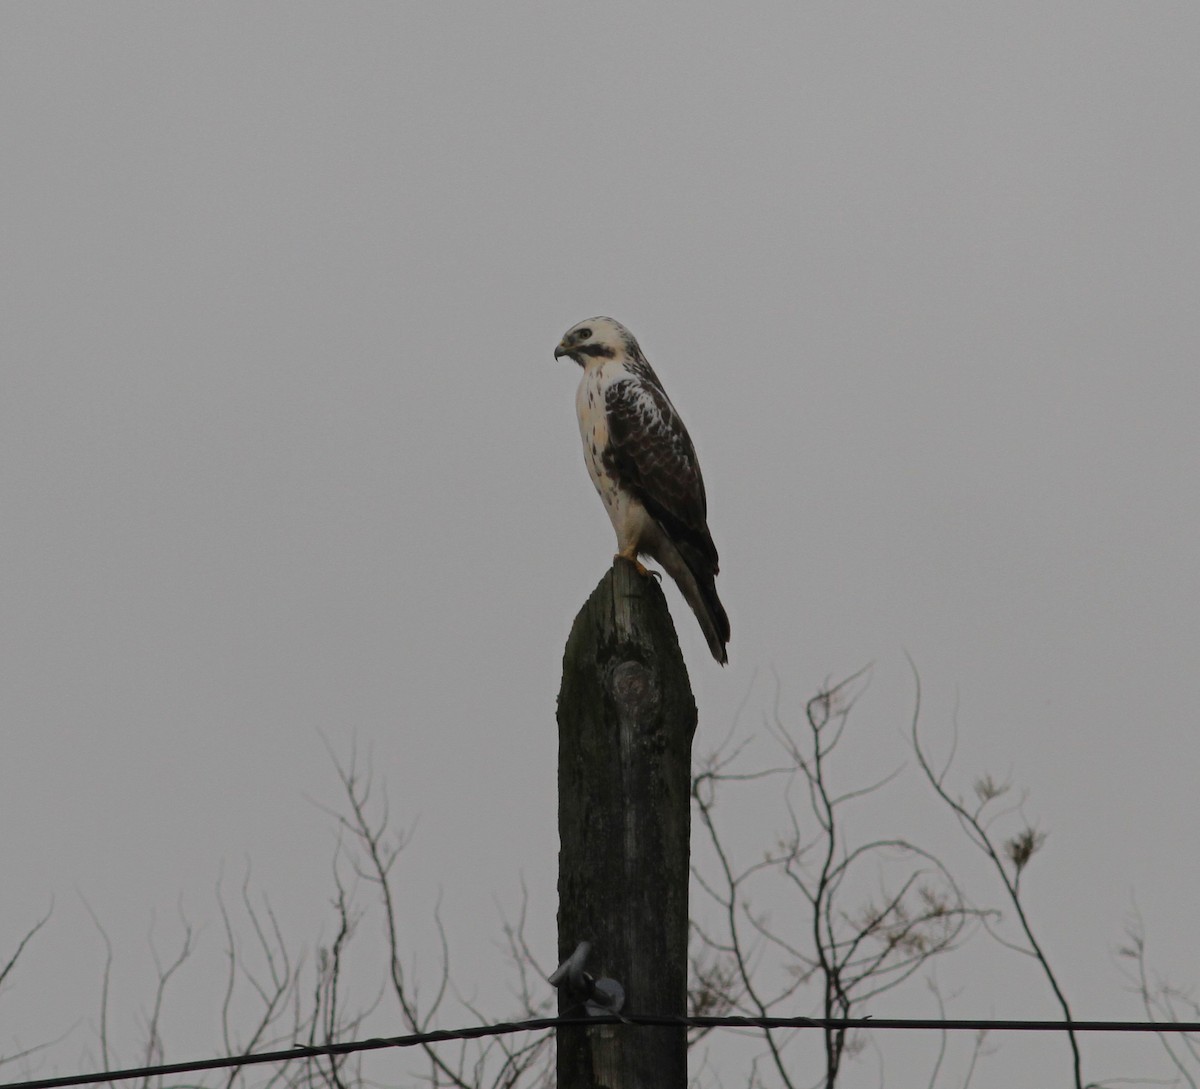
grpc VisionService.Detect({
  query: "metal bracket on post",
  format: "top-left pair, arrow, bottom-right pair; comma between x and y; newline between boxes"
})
549,941 -> 625,1016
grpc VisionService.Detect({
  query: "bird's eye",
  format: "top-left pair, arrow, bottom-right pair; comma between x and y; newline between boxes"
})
576,328 -> 592,341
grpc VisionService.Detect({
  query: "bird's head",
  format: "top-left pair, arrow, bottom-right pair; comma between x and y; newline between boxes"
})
554,317 -> 636,366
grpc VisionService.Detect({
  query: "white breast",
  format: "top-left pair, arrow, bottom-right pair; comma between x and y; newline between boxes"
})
575,359 -> 654,554
576,362 -> 614,502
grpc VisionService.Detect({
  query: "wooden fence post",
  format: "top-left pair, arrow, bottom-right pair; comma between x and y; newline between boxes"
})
556,560 -> 697,1088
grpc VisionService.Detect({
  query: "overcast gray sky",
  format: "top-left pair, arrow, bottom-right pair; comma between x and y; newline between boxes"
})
2,4 -> 1198,1086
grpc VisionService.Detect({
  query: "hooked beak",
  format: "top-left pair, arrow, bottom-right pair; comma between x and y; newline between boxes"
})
554,340 -> 572,360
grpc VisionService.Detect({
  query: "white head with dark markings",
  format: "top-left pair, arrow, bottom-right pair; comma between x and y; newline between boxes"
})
554,317 -> 637,366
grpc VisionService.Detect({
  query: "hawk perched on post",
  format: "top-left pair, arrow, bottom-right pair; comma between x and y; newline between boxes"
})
555,317 -> 730,664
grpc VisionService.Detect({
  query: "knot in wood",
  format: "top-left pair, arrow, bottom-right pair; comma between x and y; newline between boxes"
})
608,660 -> 659,722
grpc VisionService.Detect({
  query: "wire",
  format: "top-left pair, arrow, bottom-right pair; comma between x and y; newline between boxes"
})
3,1014 -> 1199,1089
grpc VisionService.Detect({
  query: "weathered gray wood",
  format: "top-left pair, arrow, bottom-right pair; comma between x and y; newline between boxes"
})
556,560 -> 697,1089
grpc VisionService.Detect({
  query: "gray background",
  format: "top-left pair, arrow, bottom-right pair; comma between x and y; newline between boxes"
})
2,4 -> 1197,1085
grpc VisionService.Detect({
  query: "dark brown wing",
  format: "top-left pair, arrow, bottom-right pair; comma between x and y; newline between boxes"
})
603,375 -> 719,572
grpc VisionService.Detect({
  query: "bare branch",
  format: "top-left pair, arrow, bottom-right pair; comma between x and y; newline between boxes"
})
140,903 -> 195,1083
0,904 -> 53,996
79,896 -> 114,1072
909,655 -> 1085,1089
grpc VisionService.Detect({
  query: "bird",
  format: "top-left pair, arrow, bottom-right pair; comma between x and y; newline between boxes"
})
555,317 -> 730,664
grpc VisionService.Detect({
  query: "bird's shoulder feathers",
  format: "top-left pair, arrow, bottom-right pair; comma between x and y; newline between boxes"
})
602,365 -> 719,571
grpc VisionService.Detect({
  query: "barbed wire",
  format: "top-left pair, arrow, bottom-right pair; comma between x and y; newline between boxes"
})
2,1014 -> 1199,1089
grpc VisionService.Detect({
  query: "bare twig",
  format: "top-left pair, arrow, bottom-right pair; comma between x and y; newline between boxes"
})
140,903 -> 195,1083
909,656 -> 1084,1089
79,897 -> 114,1073
0,905 -> 53,995
1118,910 -> 1200,1089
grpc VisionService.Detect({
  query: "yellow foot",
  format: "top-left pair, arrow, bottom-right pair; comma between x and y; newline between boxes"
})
614,552 -> 661,580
